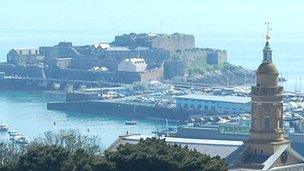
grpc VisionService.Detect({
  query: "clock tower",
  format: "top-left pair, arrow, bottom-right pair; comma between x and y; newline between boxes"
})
231,23 -> 304,170
246,26 -> 290,156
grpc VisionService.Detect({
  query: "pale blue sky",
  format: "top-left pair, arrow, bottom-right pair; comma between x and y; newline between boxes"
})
1,0 -> 303,34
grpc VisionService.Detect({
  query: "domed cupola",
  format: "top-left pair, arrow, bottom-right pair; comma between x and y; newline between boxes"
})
256,33 -> 279,86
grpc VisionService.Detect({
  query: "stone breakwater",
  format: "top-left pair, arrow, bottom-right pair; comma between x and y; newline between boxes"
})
47,100 -> 204,122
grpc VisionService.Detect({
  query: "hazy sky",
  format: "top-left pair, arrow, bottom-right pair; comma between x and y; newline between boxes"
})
1,0 -> 303,34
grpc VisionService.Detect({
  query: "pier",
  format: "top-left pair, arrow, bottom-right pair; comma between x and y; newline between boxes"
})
47,100 -> 202,122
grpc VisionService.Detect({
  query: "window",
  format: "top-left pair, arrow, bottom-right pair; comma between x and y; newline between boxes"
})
204,106 -> 208,110
278,119 -> 282,129
253,118 -> 258,129
264,117 -> 270,130
197,105 -> 202,109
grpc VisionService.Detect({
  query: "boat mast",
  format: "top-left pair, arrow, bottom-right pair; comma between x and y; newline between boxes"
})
300,76 -> 302,93
244,71 -> 247,86
226,72 -> 229,87
166,119 -> 169,137
295,79 -> 298,92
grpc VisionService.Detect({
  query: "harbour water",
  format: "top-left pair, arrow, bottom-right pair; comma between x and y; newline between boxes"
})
1,0 -> 304,147
0,91 -> 169,148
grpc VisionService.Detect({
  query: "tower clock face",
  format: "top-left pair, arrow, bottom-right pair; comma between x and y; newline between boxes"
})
280,151 -> 288,164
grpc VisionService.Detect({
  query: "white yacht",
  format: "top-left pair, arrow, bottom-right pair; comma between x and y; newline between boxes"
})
8,130 -> 22,137
0,124 -> 9,132
10,135 -> 29,145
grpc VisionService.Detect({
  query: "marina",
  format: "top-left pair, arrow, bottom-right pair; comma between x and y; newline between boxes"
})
0,90 -> 172,148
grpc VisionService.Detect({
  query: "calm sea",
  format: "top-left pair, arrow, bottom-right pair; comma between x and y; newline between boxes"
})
0,91 -> 169,148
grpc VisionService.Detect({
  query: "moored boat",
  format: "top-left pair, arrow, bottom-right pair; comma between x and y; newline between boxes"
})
10,135 -> 29,145
125,120 -> 138,125
0,124 -> 9,132
8,131 -> 22,137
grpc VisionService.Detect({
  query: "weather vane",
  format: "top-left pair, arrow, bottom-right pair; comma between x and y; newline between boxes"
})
265,22 -> 271,41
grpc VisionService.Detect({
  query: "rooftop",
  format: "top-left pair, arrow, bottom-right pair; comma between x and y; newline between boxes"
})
92,42 -> 111,49
176,94 -> 251,104
105,47 -> 130,51
108,134 -> 243,160
11,48 -> 39,55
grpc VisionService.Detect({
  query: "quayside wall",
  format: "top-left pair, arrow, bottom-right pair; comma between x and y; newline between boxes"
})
47,101 -> 197,122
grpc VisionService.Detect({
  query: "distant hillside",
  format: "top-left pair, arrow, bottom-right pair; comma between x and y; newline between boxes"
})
171,49 -> 256,86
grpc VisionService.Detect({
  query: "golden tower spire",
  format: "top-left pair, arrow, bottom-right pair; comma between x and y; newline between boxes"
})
265,21 -> 271,42
263,22 -> 273,63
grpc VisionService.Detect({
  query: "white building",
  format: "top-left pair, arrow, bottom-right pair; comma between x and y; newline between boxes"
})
175,94 -> 251,114
118,58 -> 147,72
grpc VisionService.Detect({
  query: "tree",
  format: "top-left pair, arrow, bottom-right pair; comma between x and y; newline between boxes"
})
31,130 -> 101,155
0,142 -> 24,171
0,130 -> 115,171
105,137 -> 228,171
0,131 -> 228,171
16,145 -> 115,171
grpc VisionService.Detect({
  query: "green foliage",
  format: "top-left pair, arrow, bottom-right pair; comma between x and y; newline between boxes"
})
31,130 -> 102,155
16,145 -> 115,171
105,138 -> 228,171
0,142 -> 24,171
17,145 -> 69,171
0,130 -> 115,171
0,131 -> 227,171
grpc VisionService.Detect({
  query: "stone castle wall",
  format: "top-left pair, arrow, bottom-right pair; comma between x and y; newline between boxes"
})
172,48 -> 227,66
151,34 -> 195,52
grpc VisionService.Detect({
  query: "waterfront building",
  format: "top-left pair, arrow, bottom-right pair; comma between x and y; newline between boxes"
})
49,57 -> 72,69
102,47 -> 139,60
219,118 -> 251,135
177,119 -> 299,152
175,94 -> 251,114
7,48 -> 44,65
91,42 -> 111,53
108,134 -> 244,164
177,124 -> 249,141
118,58 -> 147,72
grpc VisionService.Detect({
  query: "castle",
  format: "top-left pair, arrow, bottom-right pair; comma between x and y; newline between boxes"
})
4,33 -> 227,84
